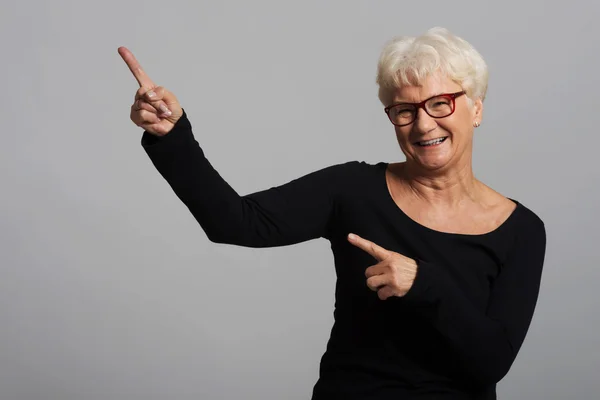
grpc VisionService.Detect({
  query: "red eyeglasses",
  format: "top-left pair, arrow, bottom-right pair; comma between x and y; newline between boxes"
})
384,91 -> 466,127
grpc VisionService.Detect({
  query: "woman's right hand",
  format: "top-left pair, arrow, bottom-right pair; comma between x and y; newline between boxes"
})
118,46 -> 184,136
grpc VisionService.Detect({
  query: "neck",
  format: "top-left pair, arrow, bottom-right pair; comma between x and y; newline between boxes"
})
398,159 -> 482,208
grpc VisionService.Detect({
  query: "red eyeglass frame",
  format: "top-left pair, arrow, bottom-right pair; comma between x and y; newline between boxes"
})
384,90 -> 466,127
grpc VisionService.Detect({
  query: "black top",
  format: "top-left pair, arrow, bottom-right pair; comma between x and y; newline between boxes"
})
141,110 -> 547,400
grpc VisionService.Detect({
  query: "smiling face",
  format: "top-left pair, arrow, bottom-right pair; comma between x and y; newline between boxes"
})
390,73 -> 483,173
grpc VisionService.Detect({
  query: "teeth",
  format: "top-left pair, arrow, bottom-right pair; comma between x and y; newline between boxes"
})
419,137 -> 446,146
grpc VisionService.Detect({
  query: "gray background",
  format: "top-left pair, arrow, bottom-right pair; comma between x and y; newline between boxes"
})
1,0 -> 598,399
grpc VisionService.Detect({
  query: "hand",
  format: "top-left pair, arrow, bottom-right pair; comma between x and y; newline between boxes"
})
347,233 -> 418,300
118,46 -> 184,136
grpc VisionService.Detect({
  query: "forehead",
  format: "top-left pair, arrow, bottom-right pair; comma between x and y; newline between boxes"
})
392,74 -> 462,103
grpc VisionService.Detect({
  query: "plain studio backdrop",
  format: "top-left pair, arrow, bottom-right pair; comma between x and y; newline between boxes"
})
1,1 -> 598,399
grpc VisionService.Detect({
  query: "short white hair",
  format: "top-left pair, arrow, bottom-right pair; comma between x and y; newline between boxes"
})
376,27 -> 489,106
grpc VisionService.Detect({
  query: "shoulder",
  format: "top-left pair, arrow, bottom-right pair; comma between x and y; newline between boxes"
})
507,200 -> 547,256
497,200 -> 548,277
283,160 -> 383,189
305,160 -> 387,200
281,160 -> 382,197
513,200 -> 546,234
318,160 -> 386,181
328,159 -> 385,171
478,182 -> 545,238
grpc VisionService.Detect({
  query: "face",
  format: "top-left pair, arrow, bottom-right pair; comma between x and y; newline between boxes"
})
389,74 -> 483,173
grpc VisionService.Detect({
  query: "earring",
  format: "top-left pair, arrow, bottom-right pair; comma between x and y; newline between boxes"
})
474,121 -> 480,127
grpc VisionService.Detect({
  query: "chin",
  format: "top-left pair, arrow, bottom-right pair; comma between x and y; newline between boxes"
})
418,159 -> 450,171
410,149 -> 454,171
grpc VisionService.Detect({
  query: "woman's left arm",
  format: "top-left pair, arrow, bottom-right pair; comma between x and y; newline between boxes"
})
402,213 -> 547,387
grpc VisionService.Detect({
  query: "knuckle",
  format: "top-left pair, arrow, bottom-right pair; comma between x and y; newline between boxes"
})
144,110 -> 156,121
137,110 -> 149,121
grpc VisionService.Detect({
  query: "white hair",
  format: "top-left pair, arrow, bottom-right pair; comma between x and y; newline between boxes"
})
375,27 -> 489,106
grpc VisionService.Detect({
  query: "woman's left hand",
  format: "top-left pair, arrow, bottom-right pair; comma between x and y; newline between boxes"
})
347,233 -> 418,300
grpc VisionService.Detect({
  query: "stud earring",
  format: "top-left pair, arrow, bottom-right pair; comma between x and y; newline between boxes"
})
474,122 -> 480,127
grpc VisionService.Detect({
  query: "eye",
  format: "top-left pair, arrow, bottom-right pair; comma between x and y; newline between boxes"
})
392,106 -> 413,116
430,99 -> 450,107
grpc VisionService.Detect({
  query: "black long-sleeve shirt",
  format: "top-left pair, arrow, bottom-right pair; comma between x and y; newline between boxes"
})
140,110 -> 547,400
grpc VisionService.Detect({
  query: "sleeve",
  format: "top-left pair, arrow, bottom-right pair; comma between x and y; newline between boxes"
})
401,213 -> 547,387
140,109 -> 352,247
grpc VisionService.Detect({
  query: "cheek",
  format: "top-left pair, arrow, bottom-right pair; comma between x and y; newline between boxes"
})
437,119 -> 471,139
442,109 -> 474,134
394,127 -> 411,143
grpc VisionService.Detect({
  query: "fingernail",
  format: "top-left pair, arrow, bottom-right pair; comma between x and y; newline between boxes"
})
147,90 -> 156,98
348,234 -> 356,241
159,104 -> 172,116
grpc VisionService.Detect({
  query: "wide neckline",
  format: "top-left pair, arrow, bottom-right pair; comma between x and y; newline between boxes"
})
378,162 -> 521,238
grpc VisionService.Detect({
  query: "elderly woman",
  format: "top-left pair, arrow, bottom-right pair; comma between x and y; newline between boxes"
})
118,27 -> 546,400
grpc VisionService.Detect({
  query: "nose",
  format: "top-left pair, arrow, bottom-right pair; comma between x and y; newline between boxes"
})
412,107 -> 437,135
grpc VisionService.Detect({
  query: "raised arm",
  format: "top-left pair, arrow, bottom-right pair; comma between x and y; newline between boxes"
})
118,46 -> 351,247
141,110 -> 350,247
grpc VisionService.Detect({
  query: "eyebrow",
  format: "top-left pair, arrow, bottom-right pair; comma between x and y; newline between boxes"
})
393,92 -> 445,104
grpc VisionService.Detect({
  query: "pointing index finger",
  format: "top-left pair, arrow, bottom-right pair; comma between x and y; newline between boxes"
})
118,46 -> 155,89
348,233 -> 390,261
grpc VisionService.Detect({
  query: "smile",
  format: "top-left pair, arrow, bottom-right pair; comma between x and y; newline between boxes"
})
415,137 -> 448,147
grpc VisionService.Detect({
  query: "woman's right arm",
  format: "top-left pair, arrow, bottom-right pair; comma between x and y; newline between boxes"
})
141,109 -> 351,247
118,47 -> 352,247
